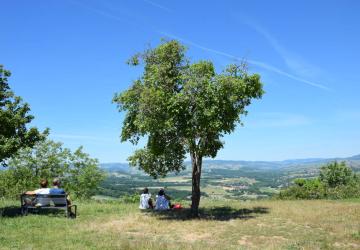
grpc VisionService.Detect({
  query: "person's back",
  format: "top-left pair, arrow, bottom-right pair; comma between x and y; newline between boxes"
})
139,193 -> 152,209
26,179 -> 51,206
50,178 -> 66,195
50,178 -> 67,206
139,188 -> 153,209
155,195 -> 169,210
155,189 -> 170,210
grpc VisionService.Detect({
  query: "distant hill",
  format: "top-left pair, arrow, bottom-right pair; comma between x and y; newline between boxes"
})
99,154 -> 360,200
349,154 -> 360,160
100,163 -> 133,173
100,154 -> 360,173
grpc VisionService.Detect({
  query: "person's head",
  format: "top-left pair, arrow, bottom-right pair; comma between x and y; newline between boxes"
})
158,188 -> 165,196
53,178 -> 61,187
40,179 -> 48,188
143,187 -> 149,194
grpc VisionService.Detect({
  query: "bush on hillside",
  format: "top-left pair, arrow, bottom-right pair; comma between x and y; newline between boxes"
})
278,161 -> 360,200
319,161 -> 355,187
0,139 -> 106,199
278,178 -> 326,199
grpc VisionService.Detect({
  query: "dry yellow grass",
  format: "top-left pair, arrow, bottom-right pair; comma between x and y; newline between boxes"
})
1,199 -> 359,249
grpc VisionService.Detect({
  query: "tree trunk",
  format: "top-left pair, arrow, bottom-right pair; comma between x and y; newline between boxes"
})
190,151 -> 202,217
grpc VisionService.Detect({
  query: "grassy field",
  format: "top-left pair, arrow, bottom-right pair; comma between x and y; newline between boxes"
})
1,198 -> 360,249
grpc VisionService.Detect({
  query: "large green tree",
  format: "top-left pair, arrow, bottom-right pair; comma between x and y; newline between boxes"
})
113,40 -> 264,215
0,65 -> 47,166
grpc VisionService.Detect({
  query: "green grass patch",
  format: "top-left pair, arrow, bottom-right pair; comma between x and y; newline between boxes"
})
1,198 -> 360,249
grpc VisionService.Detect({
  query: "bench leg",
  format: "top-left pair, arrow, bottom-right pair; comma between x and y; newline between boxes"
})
66,205 -> 77,219
21,206 -> 28,216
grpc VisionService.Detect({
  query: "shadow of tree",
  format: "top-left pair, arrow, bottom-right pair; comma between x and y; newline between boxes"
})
0,206 -> 21,218
0,206 -> 66,218
143,206 -> 269,221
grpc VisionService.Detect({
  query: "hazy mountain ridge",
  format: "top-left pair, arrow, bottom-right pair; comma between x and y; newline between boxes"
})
100,154 -> 360,173
99,154 -> 360,201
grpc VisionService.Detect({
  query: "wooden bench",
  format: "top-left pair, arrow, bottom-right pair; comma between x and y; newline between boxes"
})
20,194 -> 77,218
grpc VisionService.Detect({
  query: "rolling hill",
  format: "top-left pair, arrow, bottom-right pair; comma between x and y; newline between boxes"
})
98,154 -> 360,200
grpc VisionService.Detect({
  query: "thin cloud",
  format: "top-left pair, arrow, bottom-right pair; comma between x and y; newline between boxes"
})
67,1 -> 330,91
68,0 -> 159,33
243,19 -> 324,79
68,0 -> 124,21
143,0 -> 172,12
247,59 -> 331,91
159,32 -> 331,91
51,134 -> 115,143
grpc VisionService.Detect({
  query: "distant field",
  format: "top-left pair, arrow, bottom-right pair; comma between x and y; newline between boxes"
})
99,158 -> 360,201
1,199 -> 359,249
99,168 -> 285,200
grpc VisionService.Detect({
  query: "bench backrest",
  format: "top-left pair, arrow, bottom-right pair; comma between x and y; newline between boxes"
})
21,194 -> 68,207
37,194 -> 68,206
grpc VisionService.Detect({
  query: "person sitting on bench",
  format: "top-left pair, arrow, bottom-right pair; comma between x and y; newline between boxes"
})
24,179 -> 51,206
50,178 -> 69,206
50,178 -> 75,217
50,178 -> 66,195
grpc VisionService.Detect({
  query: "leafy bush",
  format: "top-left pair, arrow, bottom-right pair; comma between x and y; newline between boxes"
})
278,178 -> 326,199
319,161 -> 355,187
120,194 -> 140,203
0,139 -> 105,199
278,161 -> 360,200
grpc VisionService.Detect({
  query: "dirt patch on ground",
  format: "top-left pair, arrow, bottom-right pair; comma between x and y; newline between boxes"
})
83,213 -> 223,243
334,242 -> 360,249
83,214 -> 151,233
238,236 -> 254,247
182,232 -> 213,242
238,235 -> 288,248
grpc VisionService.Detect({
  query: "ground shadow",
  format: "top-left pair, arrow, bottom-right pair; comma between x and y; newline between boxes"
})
142,206 -> 269,221
0,206 -> 67,218
0,206 -> 21,218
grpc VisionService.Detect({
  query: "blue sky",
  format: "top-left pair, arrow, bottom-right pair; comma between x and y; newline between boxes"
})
2,0 -> 360,163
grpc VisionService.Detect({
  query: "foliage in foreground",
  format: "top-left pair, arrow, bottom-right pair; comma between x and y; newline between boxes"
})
0,139 -> 106,199
0,65 -> 47,166
278,161 -> 360,199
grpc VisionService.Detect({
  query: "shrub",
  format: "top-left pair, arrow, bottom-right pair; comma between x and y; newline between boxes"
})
319,161 -> 354,188
278,161 -> 360,200
278,178 -> 326,200
0,139 -> 105,199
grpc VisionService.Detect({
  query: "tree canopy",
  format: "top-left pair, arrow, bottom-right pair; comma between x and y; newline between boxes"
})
0,65 -> 47,166
113,40 -> 264,214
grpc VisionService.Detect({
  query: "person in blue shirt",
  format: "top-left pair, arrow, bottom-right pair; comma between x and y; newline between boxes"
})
50,178 -> 75,217
50,178 -> 74,216
50,178 -> 66,195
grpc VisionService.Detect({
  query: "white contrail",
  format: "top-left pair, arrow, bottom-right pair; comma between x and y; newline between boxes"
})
143,0 -> 172,12
159,32 -> 331,91
67,1 -> 331,91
